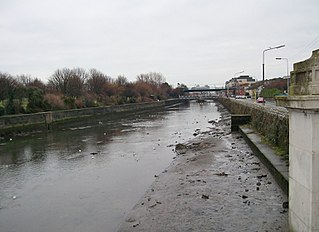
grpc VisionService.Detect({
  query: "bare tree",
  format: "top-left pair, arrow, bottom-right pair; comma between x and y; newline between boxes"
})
48,68 -> 73,94
136,73 -> 150,83
68,68 -> 88,97
150,72 -> 165,87
0,72 -> 18,100
16,74 -> 33,86
72,68 -> 88,84
29,78 -> 47,92
16,74 -> 46,92
48,68 -> 88,97
67,75 -> 85,97
115,75 -> 128,86
136,72 -> 165,87
87,69 -> 112,95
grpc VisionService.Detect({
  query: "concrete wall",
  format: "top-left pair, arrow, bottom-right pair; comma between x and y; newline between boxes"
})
0,99 -> 181,135
217,97 -> 289,155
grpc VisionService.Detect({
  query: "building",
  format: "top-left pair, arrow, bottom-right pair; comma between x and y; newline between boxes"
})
247,77 -> 288,98
225,75 -> 256,96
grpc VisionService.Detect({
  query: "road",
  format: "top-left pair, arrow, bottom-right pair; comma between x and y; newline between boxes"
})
235,98 -> 288,116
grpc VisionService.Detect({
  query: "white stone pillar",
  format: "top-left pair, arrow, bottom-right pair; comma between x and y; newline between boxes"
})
288,49 -> 319,231
288,97 -> 319,231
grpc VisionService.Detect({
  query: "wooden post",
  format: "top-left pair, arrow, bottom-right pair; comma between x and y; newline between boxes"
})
44,112 -> 53,130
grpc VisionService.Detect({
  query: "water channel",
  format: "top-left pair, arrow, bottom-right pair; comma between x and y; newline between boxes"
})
0,101 -> 221,232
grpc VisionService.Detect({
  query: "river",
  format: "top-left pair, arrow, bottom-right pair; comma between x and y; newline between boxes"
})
0,101 -> 220,232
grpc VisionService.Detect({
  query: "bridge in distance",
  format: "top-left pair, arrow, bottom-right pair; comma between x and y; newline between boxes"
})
183,88 -> 228,92
180,87 -> 234,101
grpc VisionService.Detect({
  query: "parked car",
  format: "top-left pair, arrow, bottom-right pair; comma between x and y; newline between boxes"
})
256,97 -> 266,103
235,95 -> 246,99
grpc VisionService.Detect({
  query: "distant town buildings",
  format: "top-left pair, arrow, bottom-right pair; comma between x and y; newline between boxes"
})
225,75 -> 289,98
225,75 -> 256,96
190,85 -> 210,90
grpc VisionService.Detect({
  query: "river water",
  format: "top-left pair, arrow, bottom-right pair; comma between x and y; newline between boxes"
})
0,101 -> 220,232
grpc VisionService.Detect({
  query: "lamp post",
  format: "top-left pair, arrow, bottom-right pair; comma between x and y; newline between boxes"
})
234,70 -> 245,78
276,57 -> 290,95
262,45 -> 285,83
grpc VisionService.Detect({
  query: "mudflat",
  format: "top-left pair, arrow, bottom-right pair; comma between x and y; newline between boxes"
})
118,106 -> 288,232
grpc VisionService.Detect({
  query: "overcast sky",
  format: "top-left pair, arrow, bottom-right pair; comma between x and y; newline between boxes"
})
1,0 -> 318,87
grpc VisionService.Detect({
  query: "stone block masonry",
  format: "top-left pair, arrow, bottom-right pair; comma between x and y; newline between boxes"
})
0,99 -> 181,136
217,97 -> 289,156
230,114 -> 251,131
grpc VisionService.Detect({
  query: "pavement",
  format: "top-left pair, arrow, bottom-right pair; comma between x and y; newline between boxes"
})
117,104 -> 289,232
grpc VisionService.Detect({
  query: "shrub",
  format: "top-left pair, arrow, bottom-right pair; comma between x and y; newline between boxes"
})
0,105 -> 5,116
75,98 -> 85,108
44,94 -> 65,110
63,97 -> 76,109
26,87 -> 49,113
260,88 -> 282,98
83,93 -> 98,107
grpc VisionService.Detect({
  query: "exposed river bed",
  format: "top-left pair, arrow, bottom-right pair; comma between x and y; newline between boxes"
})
0,101 -> 221,232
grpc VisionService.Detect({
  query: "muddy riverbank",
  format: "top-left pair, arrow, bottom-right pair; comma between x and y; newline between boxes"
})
118,104 -> 288,232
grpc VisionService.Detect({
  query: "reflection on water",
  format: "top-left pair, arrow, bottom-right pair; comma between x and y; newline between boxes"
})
0,101 -> 220,232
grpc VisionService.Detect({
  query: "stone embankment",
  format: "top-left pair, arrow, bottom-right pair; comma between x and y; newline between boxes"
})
217,97 -> 289,156
0,99 -> 181,136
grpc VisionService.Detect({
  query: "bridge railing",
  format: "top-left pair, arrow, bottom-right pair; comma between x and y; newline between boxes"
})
178,95 -> 219,100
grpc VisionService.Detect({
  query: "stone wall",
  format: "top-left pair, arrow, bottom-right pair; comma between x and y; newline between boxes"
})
218,97 -> 289,155
0,99 -> 181,135
290,49 -> 319,96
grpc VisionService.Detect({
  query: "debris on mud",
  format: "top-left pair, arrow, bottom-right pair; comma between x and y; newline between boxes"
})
175,143 -> 187,150
282,201 -> 289,209
214,172 -> 229,177
201,194 -> 210,200
257,174 -> 267,179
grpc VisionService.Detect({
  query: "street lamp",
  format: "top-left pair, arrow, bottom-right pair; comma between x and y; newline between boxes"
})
234,70 -> 245,78
276,57 -> 290,95
262,45 -> 285,83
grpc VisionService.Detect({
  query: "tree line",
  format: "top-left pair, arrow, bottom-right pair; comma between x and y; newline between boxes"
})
0,68 -> 187,116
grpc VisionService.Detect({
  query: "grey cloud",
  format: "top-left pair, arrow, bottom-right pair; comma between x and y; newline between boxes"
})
0,0 -> 318,86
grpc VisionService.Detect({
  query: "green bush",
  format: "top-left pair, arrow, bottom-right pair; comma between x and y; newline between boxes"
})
260,88 -> 282,98
26,87 -> 49,113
